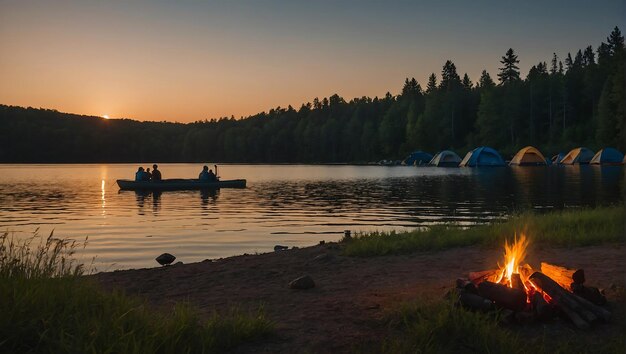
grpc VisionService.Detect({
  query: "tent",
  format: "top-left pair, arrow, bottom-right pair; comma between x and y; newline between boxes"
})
403,151 -> 433,166
551,153 -> 565,165
429,150 -> 461,167
590,147 -> 624,165
459,146 -> 506,167
509,146 -> 547,166
560,147 -> 594,165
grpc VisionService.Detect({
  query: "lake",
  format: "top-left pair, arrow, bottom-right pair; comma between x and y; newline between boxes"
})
0,164 -> 623,270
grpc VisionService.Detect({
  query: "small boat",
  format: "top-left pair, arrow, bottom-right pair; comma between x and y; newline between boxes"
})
117,178 -> 246,191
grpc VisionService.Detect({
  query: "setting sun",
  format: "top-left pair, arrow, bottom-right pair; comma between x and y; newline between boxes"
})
102,115 -> 109,119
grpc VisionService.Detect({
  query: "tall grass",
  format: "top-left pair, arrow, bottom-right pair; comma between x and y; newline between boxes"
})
344,205 -> 625,257
0,232 -> 273,353
370,296 -> 625,354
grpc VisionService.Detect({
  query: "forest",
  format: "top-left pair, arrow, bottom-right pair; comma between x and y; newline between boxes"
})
0,27 -> 623,163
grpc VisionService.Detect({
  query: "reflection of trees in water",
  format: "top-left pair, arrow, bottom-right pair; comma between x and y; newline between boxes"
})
250,168 -> 624,227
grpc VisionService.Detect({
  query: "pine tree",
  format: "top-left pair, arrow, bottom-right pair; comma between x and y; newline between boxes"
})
497,48 -> 521,84
440,60 -> 461,90
550,53 -> 558,75
426,73 -> 438,93
607,26 -> 624,54
478,70 -> 495,89
462,73 -> 473,90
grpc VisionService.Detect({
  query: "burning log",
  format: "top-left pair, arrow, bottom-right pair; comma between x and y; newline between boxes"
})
541,262 -> 585,291
529,272 -> 611,328
478,281 -> 527,311
469,269 -> 498,284
510,273 -> 523,290
532,292 -> 555,321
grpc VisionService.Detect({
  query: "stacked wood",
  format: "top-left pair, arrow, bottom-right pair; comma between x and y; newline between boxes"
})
532,292 -> 554,320
469,269 -> 498,284
510,273 -> 523,290
529,271 -> 611,329
478,281 -> 527,311
541,262 -> 585,291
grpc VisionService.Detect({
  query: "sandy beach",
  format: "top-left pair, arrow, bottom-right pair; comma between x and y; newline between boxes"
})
95,242 -> 626,353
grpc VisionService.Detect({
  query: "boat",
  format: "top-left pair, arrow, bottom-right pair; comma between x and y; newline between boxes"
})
117,178 -> 247,191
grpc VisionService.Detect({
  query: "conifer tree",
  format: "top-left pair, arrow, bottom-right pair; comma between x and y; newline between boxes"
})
497,48 -> 521,84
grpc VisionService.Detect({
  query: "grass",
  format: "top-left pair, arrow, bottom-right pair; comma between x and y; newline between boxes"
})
343,205 -> 625,257
0,232 -> 273,353
367,295 -> 626,354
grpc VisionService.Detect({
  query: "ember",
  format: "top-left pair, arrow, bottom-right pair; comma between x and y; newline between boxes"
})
454,234 -> 611,329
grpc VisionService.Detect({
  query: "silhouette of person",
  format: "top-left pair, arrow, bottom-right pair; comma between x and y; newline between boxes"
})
152,164 -> 162,181
135,167 -> 146,181
199,165 -> 210,181
207,169 -> 216,181
145,168 -> 152,181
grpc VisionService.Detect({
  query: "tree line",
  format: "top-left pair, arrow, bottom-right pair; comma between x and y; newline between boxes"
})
0,27 -> 623,163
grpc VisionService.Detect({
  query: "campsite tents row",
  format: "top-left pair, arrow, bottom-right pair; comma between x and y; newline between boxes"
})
402,147 -> 625,167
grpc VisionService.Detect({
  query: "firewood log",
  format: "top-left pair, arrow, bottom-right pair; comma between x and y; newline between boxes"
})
532,292 -> 554,321
456,278 -> 478,294
510,273 -> 523,290
478,281 -> 527,311
458,291 -> 494,312
469,269 -> 498,284
540,262 -> 584,291
529,272 -> 611,323
571,283 -> 607,305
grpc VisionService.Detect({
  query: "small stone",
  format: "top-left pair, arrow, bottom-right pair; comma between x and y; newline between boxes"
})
312,253 -> 335,262
174,261 -> 184,266
155,253 -> 176,266
274,245 -> 289,251
289,275 -> 315,290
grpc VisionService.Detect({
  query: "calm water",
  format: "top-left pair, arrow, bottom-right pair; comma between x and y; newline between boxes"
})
0,164 -> 623,270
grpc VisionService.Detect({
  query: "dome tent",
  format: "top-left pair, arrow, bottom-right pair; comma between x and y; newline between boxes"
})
560,147 -> 594,165
403,151 -> 433,166
459,146 -> 506,167
429,150 -> 461,167
509,146 -> 548,166
590,148 -> 624,165
551,153 -> 566,165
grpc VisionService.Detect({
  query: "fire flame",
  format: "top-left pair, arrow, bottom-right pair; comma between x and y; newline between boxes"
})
495,233 -> 529,287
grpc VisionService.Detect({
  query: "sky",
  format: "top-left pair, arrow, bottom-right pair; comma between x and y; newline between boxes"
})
0,0 -> 624,123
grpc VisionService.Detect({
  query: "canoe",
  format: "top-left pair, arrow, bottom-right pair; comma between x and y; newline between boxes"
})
116,178 -> 246,191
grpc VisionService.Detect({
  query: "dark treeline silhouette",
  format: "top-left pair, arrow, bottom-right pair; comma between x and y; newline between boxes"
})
1,27 -> 623,163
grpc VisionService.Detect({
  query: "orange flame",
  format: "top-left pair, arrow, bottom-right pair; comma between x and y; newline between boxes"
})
494,233 -> 529,287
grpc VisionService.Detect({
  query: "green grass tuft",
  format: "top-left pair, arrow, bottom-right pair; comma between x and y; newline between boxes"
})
0,232 -> 273,353
343,205 -> 625,257
371,297 -> 626,354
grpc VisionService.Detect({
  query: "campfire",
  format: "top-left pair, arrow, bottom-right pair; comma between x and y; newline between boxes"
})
454,234 -> 611,329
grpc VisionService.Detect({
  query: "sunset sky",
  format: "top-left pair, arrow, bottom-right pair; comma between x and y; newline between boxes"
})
1,0 -> 624,123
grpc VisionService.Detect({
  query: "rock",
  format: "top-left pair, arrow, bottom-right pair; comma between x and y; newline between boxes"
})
289,275 -> 315,290
312,253 -> 335,262
274,245 -> 289,251
155,253 -> 176,266
174,261 -> 184,266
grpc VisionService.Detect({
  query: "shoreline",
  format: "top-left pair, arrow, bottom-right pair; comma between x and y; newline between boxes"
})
95,240 -> 626,353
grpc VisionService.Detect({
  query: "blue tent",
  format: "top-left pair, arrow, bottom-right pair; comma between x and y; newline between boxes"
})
590,147 -> 624,165
551,153 -> 566,165
404,151 -> 433,166
459,146 -> 505,167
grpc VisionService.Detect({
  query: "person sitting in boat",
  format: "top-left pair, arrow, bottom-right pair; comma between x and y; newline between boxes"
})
207,169 -> 217,181
199,165 -> 210,181
151,164 -> 162,181
145,168 -> 152,181
135,167 -> 146,181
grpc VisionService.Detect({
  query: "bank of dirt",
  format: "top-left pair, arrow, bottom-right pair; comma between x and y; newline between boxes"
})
95,242 -> 626,353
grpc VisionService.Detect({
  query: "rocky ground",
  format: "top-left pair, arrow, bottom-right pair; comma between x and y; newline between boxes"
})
95,242 -> 626,353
